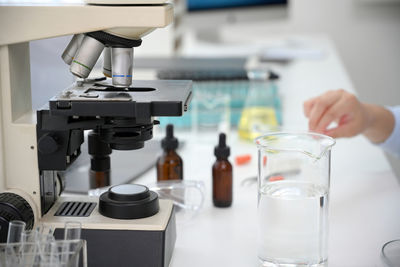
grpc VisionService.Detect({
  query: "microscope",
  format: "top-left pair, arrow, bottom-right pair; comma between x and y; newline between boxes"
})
0,1 -> 192,266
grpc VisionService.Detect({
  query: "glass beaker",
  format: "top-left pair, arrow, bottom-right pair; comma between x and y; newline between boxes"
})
381,239 -> 400,267
255,132 -> 335,267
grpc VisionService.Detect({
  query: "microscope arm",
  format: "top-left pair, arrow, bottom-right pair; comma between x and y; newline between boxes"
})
0,3 -> 173,46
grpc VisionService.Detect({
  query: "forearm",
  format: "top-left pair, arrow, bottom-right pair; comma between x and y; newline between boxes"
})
362,103 -> 395,144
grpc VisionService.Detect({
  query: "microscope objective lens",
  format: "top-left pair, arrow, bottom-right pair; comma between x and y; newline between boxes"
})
70,35 -> 105,78
61,34 -> 84,65
111,47 -> 133,87
103,47 -> 112,78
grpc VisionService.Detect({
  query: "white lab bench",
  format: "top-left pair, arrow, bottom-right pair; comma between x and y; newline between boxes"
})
134,35 -> 400,267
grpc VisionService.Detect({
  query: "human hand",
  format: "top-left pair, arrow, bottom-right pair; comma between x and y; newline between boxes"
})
303,89 -> 370,138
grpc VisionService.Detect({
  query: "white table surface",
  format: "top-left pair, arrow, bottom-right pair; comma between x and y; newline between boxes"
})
134,36 -> 400,267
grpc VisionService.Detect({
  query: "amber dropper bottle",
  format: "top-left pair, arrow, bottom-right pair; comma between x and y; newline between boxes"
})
156,124 -> 183,181
212,133 -> 233,207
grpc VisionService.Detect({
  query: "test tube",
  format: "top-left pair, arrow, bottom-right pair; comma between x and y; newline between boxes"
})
20,240 -> 39,266
51,240 -> 86,267
21,230 -> 39,243
55,222 -> 82,267
7,220 -> 26,243
64,221 -> 82,240
38,233 -> 56,264
62,222 -> 82,266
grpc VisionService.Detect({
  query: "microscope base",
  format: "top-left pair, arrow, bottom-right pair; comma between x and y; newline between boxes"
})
41,197 -> 176,267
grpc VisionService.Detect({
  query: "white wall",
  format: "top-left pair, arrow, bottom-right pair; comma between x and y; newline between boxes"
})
218,0 -> 400,105
30,36 -> 75,109
288,0 -> 400,105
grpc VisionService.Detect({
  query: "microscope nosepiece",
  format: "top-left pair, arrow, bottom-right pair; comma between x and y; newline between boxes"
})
111,47 -> 133,87
61,34 -> 84,65
70,35 -> 104,78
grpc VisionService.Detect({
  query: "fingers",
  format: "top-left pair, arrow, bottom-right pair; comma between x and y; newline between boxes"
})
308,90 -> 343,131
303,89 -> 360,136
303,97 -> 316,118
324,123 -> 354,138
314,96 -> 349,132
304,90 -> 364,138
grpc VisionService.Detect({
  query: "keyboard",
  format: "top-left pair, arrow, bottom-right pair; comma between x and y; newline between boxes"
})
157,69 -> 249,81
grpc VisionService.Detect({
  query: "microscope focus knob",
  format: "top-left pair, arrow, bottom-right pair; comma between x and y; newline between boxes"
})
99,184 -> 159,219
0,192 -> 34,242
38,134 -> 59,155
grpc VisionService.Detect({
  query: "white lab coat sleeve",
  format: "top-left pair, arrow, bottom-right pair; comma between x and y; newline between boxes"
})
377,106 -> 400,158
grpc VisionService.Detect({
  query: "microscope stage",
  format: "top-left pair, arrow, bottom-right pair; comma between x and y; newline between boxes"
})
49,79 -> 192,117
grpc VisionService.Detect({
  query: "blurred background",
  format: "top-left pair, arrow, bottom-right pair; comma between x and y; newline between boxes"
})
30,0 -> 400,175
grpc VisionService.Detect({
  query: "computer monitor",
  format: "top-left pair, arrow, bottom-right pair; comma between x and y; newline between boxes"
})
183,0 -> 288,42
187,0 -> 287,11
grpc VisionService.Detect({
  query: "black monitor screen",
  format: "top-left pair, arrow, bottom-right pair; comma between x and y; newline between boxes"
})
188,0 -> 287,11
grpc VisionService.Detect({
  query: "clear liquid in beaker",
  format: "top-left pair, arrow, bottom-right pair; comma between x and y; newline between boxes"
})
258,180 -> 328,267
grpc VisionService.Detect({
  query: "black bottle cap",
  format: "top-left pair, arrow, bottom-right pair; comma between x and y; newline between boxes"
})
162,124 -> 178,150
214,133 -> 230,159
268,70 -> 280,80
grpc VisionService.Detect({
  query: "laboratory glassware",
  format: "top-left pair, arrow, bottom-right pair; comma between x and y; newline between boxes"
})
256,132 -> 335,267
381,239 -> 400,267
157,124 -> 183,181
238,70 -> 281,141
64,221 -> 82,240
212,133 -> 233,207
194,85 -> 231,131
6,220 -> 26,243
0,239 -> 86,267
88,179 -> 205,218
21,230 -> 38,243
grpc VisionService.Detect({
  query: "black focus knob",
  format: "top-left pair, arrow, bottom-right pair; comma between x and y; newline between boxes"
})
38,134 -> 59,155
0,192 -> 34,242
99,184 -> 159,220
